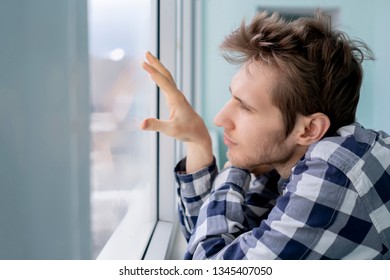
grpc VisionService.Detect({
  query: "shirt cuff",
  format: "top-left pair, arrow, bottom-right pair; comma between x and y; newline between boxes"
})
174,157 -> 218,197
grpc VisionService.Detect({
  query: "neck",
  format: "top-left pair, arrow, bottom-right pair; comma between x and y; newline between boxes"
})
275,145 -> 308,179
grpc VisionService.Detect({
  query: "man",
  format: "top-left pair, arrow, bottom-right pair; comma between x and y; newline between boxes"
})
141,11 -> 390,259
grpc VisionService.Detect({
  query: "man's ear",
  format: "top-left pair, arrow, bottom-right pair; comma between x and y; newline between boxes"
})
295,113 -> 330,146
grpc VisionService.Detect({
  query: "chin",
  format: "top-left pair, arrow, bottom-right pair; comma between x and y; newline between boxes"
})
227,154 -> 252,170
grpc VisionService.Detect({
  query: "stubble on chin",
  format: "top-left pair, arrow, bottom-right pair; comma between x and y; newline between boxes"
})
225,136 -> 289,171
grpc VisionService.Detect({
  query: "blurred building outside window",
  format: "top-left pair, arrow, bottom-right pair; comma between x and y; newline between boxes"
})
88,0 -> 157,259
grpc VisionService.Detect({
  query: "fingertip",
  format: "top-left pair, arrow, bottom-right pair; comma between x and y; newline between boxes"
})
141,118 -> 158,131
141,61 -> 154,75
140,119 -> 148,130
145,51 -> 154,62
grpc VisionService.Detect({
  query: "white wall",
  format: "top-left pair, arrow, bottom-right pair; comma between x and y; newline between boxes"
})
371,0 -> 390,131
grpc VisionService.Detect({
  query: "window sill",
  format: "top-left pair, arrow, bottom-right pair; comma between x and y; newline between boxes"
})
143,221 -> 175,260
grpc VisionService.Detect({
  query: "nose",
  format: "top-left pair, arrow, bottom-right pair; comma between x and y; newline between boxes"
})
213,101 -> 234,129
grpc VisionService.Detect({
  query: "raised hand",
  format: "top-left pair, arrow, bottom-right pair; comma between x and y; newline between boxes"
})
141,52 -> 213,173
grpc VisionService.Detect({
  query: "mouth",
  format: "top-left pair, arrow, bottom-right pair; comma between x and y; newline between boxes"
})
223,133 -> 237,147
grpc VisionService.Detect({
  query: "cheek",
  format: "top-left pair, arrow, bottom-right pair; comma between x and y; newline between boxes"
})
239,117 -> 271,135
235,117 -> 257,137
239,117 -> 285,146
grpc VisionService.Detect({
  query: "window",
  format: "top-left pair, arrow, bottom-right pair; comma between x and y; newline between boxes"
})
88,0 -> 158,259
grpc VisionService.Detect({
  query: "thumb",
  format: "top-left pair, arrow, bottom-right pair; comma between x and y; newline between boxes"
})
140,117 -> 169,132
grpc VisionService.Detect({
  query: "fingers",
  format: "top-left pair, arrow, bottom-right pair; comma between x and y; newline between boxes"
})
140,51 -> 195,140
142,60 -> 179,97
145,52 -> 175,84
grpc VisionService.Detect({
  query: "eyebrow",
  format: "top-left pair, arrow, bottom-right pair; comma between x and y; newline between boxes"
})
229,86 -> 257,112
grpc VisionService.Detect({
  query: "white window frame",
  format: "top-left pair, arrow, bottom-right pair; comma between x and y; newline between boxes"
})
142,0 -> 178,260
143,0 -> 197,259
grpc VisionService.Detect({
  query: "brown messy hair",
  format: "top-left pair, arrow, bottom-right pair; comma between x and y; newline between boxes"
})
220,10 -> 374,137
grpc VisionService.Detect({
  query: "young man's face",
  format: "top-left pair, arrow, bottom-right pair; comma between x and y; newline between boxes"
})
213,62 -> 298,172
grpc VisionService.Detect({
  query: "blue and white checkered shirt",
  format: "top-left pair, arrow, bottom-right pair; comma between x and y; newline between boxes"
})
175,123 -> 390,259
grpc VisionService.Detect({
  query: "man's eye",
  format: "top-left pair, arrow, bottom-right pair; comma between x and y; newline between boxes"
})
239,103 -> 251,111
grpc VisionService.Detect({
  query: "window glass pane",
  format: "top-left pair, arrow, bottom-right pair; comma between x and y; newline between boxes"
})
88,0 -> 157,259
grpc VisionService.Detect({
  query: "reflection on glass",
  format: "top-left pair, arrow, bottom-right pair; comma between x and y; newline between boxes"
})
88,0 -> 157,258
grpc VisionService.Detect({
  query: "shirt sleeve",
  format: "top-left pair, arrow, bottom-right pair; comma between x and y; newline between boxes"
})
182,157 -> 351,259
174,157 -> 219,241
174,157 -> 281,250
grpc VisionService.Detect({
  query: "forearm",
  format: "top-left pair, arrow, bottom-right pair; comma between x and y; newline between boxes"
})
185,167 -> 252,259
175,158 -> 218,237
176,163 -> 280,243
185,136 -> 214,174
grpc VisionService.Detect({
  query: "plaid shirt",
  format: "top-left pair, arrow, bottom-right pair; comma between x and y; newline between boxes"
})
175,123 -> 390,259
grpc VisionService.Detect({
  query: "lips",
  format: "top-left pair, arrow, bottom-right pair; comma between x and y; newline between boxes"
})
223,133 -> 237,146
